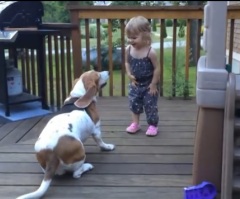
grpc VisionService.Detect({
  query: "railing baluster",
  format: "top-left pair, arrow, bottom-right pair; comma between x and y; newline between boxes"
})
30,49 -> 36,95
228,19 -> 235,66
20,50 -> 26,90
60,35 -> 66,102
172,19 -> 177,97
185,19 -> 191,97
54,35 -> 60,109
25,49 -> 31,94
196,19 -> 202,62
160,19 -> 165,96
47,35 -> 54,107
120,19 -> 126,97
108,19 -> 113,96
85,19 -> 90,71
96,19 -> 102,96
66,36 -> 72,96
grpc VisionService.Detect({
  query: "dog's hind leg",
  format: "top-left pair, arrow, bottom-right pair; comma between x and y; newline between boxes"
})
17,150 -> 59,199
92,124 -> 115,151
56,166 -> 67,176
40,166 -> 46,174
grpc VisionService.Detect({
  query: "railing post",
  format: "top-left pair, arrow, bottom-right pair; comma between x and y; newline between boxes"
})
69,10 -> 82,78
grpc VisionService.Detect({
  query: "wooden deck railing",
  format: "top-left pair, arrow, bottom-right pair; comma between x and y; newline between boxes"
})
67,5 -> 240,98
7,5 -> 240,111
12,23 -> 77,111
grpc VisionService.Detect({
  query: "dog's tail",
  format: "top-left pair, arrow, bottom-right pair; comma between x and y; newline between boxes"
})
16,151 -> 59,199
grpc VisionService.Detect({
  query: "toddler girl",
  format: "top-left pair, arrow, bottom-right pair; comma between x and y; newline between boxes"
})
125,16 -> 160,136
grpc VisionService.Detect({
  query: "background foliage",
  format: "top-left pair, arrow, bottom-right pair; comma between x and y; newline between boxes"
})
42,1 -> 206,23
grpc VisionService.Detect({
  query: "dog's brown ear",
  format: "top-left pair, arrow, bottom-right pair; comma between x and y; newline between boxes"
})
74,84 -> 96,108
74,72 -> 99,108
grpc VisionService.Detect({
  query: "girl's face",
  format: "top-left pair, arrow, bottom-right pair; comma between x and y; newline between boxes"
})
126,33 -> 143,49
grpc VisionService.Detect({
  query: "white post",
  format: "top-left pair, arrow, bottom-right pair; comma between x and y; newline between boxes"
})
204,1 -> 227,69
196,1 -> 228,108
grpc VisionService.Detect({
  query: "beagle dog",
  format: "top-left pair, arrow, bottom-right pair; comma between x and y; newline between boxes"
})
17,70 -> 115,199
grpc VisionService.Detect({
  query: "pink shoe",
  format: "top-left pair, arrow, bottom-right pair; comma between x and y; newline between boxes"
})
146,125 -> 158,137
126,122 -> 141,134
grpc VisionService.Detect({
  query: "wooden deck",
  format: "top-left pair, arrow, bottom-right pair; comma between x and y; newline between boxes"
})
0,97 -> 197,199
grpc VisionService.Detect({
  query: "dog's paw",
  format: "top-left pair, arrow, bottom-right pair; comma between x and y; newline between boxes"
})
83,163 -> 94,171
73,172 -> 82,179
73,163 -> 94,179
101,144 -> 115,151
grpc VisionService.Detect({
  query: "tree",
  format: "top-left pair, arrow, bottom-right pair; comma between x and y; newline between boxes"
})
110,1 -> 142,5
171,1 -> 206,66
42,1 -> 94,23
187,1 -> 206,66
42,1 -> 70,23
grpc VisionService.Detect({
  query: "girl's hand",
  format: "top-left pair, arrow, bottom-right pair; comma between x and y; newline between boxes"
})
148,83 -> 158,96
128,74 -> 138,86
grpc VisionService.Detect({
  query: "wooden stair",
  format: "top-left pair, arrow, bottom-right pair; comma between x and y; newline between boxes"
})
221,73 -> 240,199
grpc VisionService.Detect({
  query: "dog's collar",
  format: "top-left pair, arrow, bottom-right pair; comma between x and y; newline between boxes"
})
60,97 -> 96,119
63,97 -> 81,107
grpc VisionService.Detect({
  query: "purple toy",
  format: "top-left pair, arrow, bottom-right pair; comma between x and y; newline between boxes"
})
184,181 -> 217,199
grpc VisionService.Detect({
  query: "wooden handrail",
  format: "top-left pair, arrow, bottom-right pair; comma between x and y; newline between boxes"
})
40,23 -> 79,30
67,5 -> 240,97
67,5 -> 240,19
67,5 -> 204,19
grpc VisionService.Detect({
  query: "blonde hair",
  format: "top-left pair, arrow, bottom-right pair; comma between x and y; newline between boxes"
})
125,16 -> 152,45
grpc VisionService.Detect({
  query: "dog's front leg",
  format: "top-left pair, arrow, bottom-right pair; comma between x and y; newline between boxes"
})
92,123 -> 115,151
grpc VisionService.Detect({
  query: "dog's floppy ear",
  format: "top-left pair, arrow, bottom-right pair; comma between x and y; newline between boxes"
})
74,73 -> 99,108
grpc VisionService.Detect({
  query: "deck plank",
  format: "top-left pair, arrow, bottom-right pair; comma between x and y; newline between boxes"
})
0,120 -> 21,141
0,162 -> 192,174
0,97 -> 197,199
0,117 -> 42,146
0,186 -> 186,199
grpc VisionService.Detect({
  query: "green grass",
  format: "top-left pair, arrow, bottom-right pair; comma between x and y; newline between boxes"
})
101,68 -> 196,97
41,26 -> 201,98
80,26 -> 186,48
101,47 -> 198,97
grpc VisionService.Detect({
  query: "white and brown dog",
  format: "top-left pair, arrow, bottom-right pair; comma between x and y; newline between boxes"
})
17,70 -> 115,199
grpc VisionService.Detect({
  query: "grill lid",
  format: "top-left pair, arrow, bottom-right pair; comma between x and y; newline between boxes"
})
0,1 -> 44,30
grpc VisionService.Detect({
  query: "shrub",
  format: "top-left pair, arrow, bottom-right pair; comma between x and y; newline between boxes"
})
88,24 -> 107,40
101,20 -> 120,32
162,23 -> 168,38
101,23 -> 108,29
80,34 -> 86,39
177,19 -> 186,27
152,19 -> 157,32
165,68 -> 193,99
201,25 -> 204,36
165,19 -> 173,27
178,24 -> 185,38
81,46 -> 122,71
165,41 -> 193,99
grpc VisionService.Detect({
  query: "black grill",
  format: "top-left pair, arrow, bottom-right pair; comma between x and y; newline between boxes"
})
0,1 -> 44,30
0,1 -> 54,117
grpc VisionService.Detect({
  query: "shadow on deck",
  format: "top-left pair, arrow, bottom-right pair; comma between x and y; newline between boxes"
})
0,96 -> 197,199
